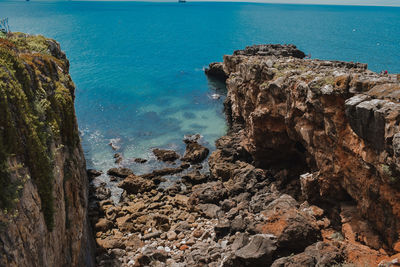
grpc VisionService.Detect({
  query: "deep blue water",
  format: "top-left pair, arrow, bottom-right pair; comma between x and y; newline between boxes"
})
1,1 -> 399,174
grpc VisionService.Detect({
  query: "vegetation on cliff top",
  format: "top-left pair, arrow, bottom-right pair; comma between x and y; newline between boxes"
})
0,33 -> 78,230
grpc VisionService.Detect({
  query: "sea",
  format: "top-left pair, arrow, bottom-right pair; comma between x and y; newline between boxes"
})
1,1 -> 399,185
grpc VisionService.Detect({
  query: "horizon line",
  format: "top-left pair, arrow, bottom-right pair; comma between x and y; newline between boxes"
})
10,0 -> 400,7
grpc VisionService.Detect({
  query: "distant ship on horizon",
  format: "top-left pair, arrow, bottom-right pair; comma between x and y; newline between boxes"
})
178,0 -> 186,3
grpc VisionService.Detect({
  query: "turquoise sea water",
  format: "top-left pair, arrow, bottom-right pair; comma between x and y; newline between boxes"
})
1,1 -> 400,174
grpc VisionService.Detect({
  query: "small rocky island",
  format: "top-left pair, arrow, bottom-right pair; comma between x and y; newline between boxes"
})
89,44 -> 400,266
1,33 -> 400,267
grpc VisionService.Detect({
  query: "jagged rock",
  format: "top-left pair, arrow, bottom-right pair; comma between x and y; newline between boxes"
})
141,167 -> 183,179
107,167 -> 134,178
134,158 -> 148,164
96,233 -> 125,249
345,95 -> 395,151
217,45 -> 400,251
113,153 -> 123,164
271,242 -> 344,267
94,183 -> 111,201
255,195 -> 321,253
95,218 -> 114,232
182,171 -> 208,185
87,169 -> 103,180
198,203 -> 222,218
232,233 -> 250,251
188,181 -> 228,205
231,216 -> 247,233
205,62 -> 228,82
233,44 -> 306,58
214,220 -> 231,239
234,234 -> 277,266
153,148 -> 180,162
394,133 -> 400,158
142,231 -> 162,240
182,140 -> 209,163
142,248 -> 168,262
118,175 -> 155,194
300,172 -> 321,203
208,150 -> 237,181
224,161 -> 265,195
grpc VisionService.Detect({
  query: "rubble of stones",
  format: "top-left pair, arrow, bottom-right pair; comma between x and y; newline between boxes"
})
87,132 -> 393,267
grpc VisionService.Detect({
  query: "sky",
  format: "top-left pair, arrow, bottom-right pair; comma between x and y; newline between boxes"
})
72,0 -> 400,6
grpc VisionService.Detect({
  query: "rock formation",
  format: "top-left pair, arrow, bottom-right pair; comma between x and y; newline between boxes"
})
208,44 -> 400,265
0,33 -> 94,266
87,44 -> 400,267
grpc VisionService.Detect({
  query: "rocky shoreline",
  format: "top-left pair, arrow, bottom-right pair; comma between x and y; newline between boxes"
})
89,45 -> 400,266
2,33 -> 399,267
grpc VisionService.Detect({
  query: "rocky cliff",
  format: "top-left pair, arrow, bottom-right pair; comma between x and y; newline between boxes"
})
0,33 -> 94,267
206,44 -> 400,265
83,45 -> 399,267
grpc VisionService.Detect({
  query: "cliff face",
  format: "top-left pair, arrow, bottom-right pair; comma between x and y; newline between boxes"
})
0,33 -> 94,267
207,45 -> 400,262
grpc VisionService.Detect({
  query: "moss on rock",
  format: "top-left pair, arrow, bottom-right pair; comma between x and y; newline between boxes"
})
0,33 -> 78,230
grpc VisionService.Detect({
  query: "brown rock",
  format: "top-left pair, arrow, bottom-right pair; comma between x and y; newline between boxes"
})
235,234 -> 277,266
219,47 -> 400,250
153,148 -> 180,162
257,195 -> 321,253
118,175 -> 155,194
96,235 -> 125,249
167,231 -> 177,241
134,158 -> 147,164
182,140 -> 209,164
107,167 -> 134,178
142,231 -> 162,240
192,229 -> 204,238
95,218 -> 114,232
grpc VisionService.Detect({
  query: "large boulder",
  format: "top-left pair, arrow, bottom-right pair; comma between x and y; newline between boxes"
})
182,140 -> 209,164
234,234 -> 278,266
152,148 -> 180,162
271,242 -> 344,267
255,195 -> 321,253
118,175 -> 155,194
107,167 -> 134,178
